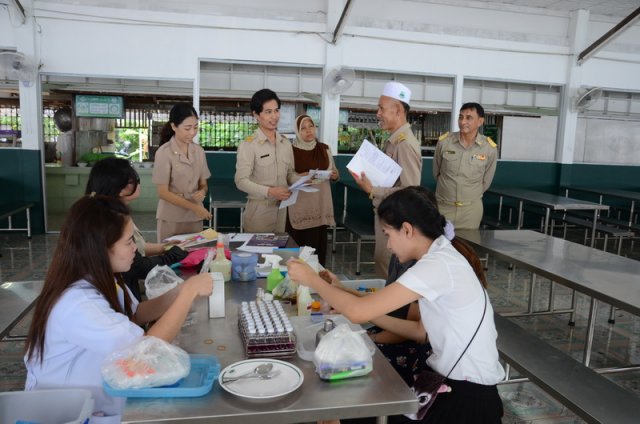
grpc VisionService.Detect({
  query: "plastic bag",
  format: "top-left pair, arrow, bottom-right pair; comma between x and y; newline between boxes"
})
144,265 -> 183,299
101,336 -> 190,389
313,323 -> 373,380
272,276 -> 298,301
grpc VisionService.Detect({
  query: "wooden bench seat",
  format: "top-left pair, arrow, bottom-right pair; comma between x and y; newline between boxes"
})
495,314 -> 639,424
0,202 -> 34,238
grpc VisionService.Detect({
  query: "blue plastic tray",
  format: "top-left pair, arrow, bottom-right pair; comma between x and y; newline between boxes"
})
103,354 -> 220,398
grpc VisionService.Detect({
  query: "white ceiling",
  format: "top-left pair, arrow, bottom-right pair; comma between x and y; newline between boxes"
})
33,0 -> 640,20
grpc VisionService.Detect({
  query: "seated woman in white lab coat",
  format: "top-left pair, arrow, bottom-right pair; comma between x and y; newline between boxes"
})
24,194 -> 214,424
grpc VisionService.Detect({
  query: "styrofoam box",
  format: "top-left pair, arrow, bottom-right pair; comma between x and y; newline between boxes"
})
341,279 -> 385,293
0,389 -> 93,424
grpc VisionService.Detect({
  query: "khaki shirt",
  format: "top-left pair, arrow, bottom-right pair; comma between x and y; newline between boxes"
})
234,128 -> 295,200
433,131 -> 497,204
370,122 -> 422,206
152,137 -> 211,222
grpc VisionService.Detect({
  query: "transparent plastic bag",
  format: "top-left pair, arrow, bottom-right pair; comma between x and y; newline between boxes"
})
101,336 -> 190,389
144,265 -> 184,299
272,276 -> 298,301
313,323 -> 373,380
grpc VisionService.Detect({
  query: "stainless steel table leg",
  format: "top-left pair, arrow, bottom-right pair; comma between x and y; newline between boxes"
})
569,290 -> 577,326
376,416 -> 388,424
543,208 -> 550,235
517,201 -> 523,229
583,297 -> 598,367
527,273 -> 537,314
590,210 -> 598,248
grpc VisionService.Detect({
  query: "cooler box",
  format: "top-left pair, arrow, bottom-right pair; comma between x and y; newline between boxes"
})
0,389 -> 93,424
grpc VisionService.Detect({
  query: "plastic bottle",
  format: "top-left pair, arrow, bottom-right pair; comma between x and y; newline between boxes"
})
209,236 -> 231,282
297,285 -> 313,316
262,254 -> 284,292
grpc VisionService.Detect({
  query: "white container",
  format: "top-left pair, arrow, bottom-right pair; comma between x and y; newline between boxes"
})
209,272 -> 226,318
0,388 -> 93,424
291,315 -> 376,361
341,279 -> 385,294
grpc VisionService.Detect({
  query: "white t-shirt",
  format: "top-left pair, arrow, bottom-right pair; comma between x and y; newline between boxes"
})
397,236 -> 505,385
25,279 -> 144,424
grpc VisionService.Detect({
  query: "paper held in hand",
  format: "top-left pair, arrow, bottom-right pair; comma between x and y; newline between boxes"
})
346,139 -> 402,188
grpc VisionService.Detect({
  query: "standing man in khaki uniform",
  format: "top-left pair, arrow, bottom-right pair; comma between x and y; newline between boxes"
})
353,81 -> 422,278
433,102 -> 497,229
235,89 -> 295,233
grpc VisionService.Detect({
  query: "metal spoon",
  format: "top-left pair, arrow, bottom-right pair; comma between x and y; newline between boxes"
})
222,363 -> 274,383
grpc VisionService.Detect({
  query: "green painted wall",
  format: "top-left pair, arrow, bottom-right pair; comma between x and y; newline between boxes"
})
1,149 -> 638,235
0,149 -> 45,234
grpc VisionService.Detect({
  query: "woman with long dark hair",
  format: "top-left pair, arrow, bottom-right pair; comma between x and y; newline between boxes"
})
24,195 -> 213,423
86,157 -> 187,299
153,103 -> 212,242
288,186 -> 504,423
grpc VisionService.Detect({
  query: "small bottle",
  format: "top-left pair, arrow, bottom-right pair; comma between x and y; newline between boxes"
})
209,237 -> 231,282
315,319 -> 335,347
262,254 -> 284,293
297,285 -> 313,316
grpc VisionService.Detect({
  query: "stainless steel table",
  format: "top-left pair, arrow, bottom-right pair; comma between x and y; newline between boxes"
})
488,187 -> 609,246
122,279 -> 418,423
0,280 -> 43,340
563,186 -> 640,228
457,229 -> 640,367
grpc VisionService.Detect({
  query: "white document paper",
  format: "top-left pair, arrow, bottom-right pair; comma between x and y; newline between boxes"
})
236,233 -> 278,254
279,175 -> 319,209
310,169 -> 332,180
346,139 -> 402,188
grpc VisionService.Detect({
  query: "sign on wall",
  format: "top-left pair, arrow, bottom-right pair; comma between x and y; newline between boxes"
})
75,95 -> 124,118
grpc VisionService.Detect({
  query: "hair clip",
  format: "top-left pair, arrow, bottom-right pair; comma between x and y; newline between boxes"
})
89,191 -> 97,198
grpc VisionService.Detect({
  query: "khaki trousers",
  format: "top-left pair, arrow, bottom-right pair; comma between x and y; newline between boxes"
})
243,199 -> 286,233
157,220 -> 203,243
374,214 -> 391,278
437,199 -> 483,230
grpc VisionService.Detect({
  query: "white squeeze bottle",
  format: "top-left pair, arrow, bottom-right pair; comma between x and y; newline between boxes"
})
209,234 -> 231,282
297,285 -> 313,316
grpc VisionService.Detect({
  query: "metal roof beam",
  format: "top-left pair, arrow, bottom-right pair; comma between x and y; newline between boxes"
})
577,6 -> 640,65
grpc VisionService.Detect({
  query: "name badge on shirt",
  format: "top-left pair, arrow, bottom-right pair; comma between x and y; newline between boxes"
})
260,154 -> 270,159
445,150 -> 456,154
473,154 -> 487,161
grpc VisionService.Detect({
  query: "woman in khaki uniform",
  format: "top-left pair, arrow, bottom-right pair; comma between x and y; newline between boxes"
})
286,114 -> 339,265
235,89 -> 295,233
153,103 -> 212,242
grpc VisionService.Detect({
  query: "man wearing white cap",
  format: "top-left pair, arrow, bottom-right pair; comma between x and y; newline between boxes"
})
353,81 -> 422,278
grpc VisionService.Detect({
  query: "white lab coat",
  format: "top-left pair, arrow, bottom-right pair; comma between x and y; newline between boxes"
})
25,279 -> 144,424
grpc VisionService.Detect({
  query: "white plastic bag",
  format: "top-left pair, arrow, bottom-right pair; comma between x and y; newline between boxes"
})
313,323 -> 373,380
144,265 -> 183,299
102,336 -> 190,389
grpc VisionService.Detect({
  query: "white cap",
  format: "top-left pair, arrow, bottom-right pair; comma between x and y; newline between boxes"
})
382,81 -> 411,105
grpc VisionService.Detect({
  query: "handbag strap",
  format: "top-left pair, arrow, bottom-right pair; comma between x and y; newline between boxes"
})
444,287 -> 488,379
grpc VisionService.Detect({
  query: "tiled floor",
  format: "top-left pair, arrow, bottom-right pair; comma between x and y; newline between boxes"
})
1,217 -> 639,423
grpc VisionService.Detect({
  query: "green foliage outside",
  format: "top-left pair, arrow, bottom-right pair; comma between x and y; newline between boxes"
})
338,127 -> 389,153
114,128 -> 146,162
198,121 -> 257,150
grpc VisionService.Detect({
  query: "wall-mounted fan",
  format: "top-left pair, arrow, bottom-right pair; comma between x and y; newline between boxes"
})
324,67 -> 355,96
0,52 -> 37,86
573,87 -> 603,111
54,107 -> 73,133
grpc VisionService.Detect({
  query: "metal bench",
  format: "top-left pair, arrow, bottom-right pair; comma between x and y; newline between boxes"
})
341,215 -> 375,275
495,314 -> 639,424
0,202 -> 34,239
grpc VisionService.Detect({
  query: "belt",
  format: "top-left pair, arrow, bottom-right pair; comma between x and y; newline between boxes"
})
444,200 -> 473,207
248,198 -> 280,205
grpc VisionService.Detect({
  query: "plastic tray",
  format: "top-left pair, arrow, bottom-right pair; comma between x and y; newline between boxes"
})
103,354 -> 220,398
341,279 -> 385,293
0,388 -> 93,424
291,315 -> 376,361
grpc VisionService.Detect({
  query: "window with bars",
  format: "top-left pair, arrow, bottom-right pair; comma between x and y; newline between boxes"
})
199,110 -> 257,150
0,105 -> 21,147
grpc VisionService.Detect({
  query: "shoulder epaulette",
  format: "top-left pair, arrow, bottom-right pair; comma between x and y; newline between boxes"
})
438,132 -> 449,142
397,133 -> 406,143
244,135 -> 254,143
487,137 -> 497,148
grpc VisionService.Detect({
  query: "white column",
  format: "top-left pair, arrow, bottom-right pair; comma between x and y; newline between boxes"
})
556,9 -> 590,164
14,0 -> 41,151
319,0 -> 345,155
193,59 -> 201,144
450,73 -> 464,132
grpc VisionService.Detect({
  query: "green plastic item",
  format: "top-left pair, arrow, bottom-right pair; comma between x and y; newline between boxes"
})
266,267 -> 284,292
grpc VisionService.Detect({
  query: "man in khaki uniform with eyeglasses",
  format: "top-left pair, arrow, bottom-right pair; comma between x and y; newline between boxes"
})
352,81 -> 422,278
433,102 -> 497,229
